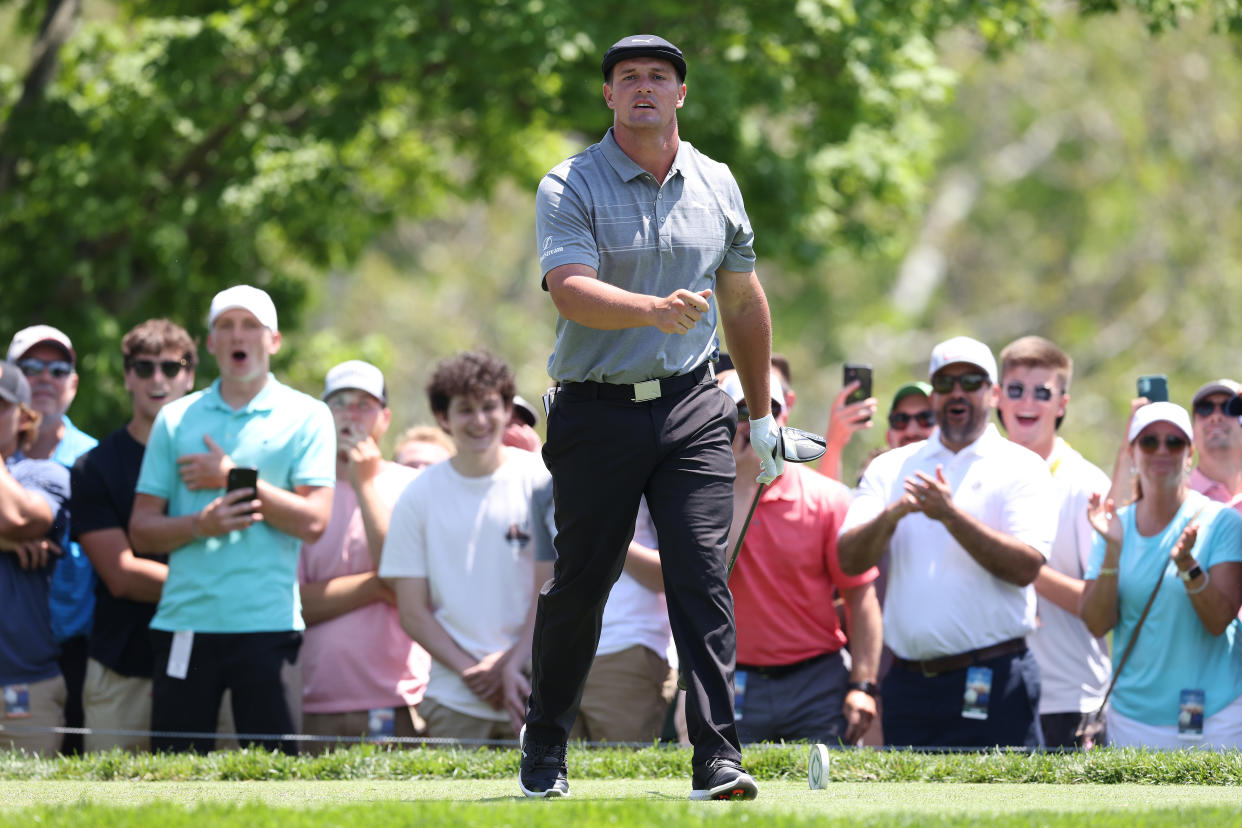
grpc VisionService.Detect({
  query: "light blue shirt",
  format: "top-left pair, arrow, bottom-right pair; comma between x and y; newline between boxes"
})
136,376 -> 336,633
1086,492 -> 1242,724
49,415 -> 98,641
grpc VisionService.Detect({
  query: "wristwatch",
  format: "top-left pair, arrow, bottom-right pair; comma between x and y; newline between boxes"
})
847,680 -> 879,697
1179,563 -> 1203,583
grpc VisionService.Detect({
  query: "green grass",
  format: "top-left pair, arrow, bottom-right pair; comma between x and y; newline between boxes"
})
3,743 -> 1242,784
4,745 -> 1242,826
4,783 -> 1242,826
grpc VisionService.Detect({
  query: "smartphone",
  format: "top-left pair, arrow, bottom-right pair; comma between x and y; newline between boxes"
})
226,467 -> 258,493
1137,374 -> 1169,403
844,364 -> 873,406
226,467 -> 259,518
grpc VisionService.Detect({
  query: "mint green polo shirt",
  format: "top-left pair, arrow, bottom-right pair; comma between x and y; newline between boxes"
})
136,375 -> 336,633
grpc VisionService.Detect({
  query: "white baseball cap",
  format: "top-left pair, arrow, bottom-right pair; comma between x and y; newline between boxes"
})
208,285 -> 279,332
512,395 -> 539,426
1128,401 -> 1193,444
720,370 -> 784,413
7,324 -> 75,363
323,360 -> 386,405
928,336 -> 997,386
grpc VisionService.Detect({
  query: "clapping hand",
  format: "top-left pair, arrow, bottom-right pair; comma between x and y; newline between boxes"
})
1087,493 -> 1122,546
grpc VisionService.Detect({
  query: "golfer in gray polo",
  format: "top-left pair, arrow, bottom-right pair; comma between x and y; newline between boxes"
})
520,33 -> 779,801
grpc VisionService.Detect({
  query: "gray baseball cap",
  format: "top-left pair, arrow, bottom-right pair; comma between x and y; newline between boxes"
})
0,360 -> 32,405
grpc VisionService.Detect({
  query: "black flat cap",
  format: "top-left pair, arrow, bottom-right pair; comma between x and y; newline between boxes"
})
601,34 -> 686,82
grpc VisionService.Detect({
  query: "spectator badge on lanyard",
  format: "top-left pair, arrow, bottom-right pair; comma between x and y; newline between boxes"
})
368,707 -> 396,739
1178,689 -> 1205,740
3,684 -> 30,718
962,667 -> 992,720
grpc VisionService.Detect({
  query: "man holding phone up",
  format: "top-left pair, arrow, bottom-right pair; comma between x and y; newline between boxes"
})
838,336 -> 1057,748
130,285 -> 336,753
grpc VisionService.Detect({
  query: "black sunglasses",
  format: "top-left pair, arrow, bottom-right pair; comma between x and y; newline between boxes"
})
1193,400 -> 1231,418
1136,434 -> 1189,454
931,372 -> 989,394
888,410 -> 936,430
1006,381 -> 1055,402
736,401 -> 781,421
127,358 -> 191,379
17,357 -> 73,379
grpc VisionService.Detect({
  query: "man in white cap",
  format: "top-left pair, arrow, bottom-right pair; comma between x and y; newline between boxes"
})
722,369 -> 882,746
1188,379 -> 1242,514
7,325 -> 95,464
7,323 -> 97,753
129,284 -> 336,753
838,335 -> 1057,748
297,360 -> 430,750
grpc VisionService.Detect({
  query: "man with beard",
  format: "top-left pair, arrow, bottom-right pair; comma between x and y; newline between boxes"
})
838,336 -> 1057,748
1187,379 -> 1242,515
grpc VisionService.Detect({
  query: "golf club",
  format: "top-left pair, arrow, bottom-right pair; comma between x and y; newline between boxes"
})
676,425 -> 827,690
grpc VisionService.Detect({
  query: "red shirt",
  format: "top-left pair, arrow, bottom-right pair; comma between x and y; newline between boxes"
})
729,464 -> 878,667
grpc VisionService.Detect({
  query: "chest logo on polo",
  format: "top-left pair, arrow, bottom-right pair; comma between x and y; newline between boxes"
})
505,523 -> 531,546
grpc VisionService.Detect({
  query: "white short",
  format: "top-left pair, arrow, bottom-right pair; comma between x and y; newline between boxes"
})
1107,692 -> 1242,750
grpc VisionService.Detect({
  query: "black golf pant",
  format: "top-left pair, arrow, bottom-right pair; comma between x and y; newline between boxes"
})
525,375 -> 742,770
150,629 -> 302,754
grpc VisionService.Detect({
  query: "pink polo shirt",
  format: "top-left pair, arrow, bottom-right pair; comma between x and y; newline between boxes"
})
1189,467 -> 1242,515
729,464 -> 878,667
298,464 -> 430,713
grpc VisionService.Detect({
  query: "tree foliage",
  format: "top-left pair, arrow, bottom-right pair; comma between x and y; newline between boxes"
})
2,1 -> 1241,434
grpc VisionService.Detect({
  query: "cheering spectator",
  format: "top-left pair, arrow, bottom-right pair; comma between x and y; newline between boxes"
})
1081,403 -> 1242,748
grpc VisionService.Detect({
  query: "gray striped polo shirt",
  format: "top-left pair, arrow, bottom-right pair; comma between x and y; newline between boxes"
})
536,128 -> 757,385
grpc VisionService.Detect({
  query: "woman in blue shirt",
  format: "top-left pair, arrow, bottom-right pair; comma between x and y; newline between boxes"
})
1081,402 -> 1242,748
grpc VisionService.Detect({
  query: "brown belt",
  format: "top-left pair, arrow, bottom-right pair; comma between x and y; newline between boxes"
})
892,637 -> 1027,677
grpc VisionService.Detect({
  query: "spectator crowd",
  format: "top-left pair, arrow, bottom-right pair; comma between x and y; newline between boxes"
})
4,285 -> 1242,756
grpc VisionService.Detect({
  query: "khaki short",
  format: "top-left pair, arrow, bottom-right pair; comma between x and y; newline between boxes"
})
301,705 -> 426,754
570,645 -> 676,743
82,658 -> 238,752
420,697 -> 515,742
1,673 -> 66,757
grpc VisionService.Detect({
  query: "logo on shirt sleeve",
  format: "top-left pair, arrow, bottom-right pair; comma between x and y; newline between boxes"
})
540,235 -> 564,262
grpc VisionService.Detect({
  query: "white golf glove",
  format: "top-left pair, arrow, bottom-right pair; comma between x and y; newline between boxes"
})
747,414 -> 784,485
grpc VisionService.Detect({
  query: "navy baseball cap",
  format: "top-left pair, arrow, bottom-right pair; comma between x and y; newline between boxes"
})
601,34 -> 686,82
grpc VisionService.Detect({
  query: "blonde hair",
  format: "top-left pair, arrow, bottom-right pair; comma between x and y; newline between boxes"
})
17,403 -> 42,454
395,424 -> 456,456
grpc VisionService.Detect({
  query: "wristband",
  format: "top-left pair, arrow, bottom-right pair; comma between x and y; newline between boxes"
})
1097,567 -> 1119,577
847,680 -> 879,698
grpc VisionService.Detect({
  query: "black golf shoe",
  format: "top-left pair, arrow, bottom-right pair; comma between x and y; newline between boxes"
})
689,758 -> 759,801
518,725 -> 569,798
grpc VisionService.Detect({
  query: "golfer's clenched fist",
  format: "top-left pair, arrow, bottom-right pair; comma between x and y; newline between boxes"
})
653,288 -> 712,335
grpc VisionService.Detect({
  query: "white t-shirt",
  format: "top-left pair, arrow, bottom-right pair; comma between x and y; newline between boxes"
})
1028,438 -> 1112,715
840,424 -> 1057,661
379,449 -> 550,720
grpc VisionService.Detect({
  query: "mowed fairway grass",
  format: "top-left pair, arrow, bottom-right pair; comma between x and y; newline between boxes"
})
4,744 -> 1242,826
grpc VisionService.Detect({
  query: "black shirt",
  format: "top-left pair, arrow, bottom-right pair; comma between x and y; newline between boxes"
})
71,427 -> 167,678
